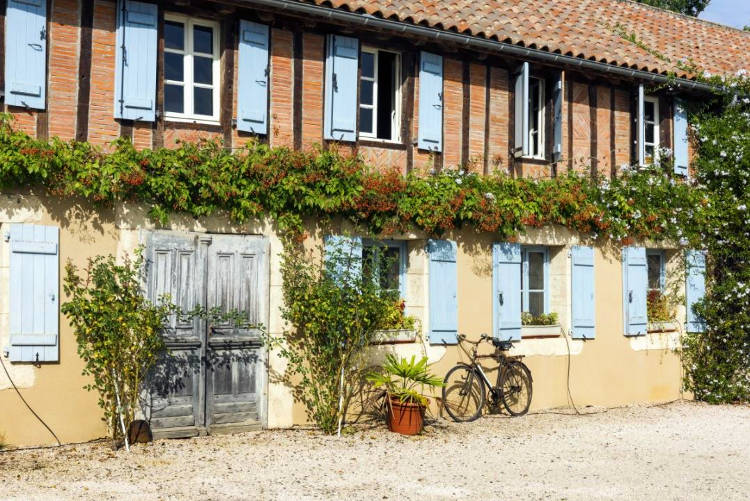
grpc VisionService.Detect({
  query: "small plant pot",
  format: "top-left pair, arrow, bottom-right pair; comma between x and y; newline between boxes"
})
387,397 -> 425,435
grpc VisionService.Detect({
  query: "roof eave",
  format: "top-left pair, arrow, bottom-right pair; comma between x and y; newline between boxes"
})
237,0 -> 716,93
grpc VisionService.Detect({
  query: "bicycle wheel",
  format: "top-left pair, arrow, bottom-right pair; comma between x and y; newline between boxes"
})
500,361 -> 533,416
442,365 -> 485,422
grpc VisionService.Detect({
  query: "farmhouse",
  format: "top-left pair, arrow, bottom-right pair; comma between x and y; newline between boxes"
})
0,0 -> 747,446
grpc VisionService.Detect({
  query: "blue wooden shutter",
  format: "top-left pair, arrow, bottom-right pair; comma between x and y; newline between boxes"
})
622,246 -> 648,336
493,242 -> 522,341
637,83 -> 646,166
4,0 -> 47,110
323,34 -> 358,142
552,73 -> 563,162
428,239 -> 457,344
324,235 -> 362,285
114,0 -> 157,121
514,62 -> 530,158
8,224 -> 59,363
571,246 -> 595,339
417,51 -> 443,152
686,250 -> 706,333
237,20 -> 269,134
673,99 -> 689,177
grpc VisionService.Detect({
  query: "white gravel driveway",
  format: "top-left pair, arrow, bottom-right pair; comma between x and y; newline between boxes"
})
1,401 -> 749,500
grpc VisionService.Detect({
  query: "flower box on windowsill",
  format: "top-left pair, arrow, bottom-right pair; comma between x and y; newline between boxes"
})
372,329 -> 417,344
647,321 -> 678,333
521,324 -> 562,338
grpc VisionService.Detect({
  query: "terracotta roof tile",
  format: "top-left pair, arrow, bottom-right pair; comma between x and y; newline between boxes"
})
297,0 -> 749,78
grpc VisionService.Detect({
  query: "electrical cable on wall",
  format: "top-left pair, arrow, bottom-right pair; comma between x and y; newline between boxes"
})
0,356 -> 61,447
561,326 -> 581,415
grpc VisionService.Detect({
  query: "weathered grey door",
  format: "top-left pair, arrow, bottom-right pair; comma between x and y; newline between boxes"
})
205,235 -> 266,432
143,231 -> 267,438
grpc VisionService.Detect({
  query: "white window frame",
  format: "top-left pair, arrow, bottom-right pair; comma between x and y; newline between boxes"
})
520,246 -> 550,317
163,13 -> 221,124
643,96 -> 660,164
359,47 -> 401,143
526,77 -> 546,160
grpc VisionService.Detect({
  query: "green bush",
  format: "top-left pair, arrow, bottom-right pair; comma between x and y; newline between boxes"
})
272,239 -> 398,434
61,251 -> 174,442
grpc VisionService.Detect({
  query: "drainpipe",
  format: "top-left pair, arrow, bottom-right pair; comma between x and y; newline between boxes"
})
235,0 -> 716,94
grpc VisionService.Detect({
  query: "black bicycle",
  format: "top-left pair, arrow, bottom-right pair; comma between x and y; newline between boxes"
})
442,333 -> 533,422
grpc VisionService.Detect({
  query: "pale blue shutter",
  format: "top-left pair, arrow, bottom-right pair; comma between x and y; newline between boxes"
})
673,99 -> 689,177
324,235 -> 362,284
428,240 -> 457,344
4,0 -> 47,110
552,73 -> 563,162
8,224 -> 59,363
623,247 -> 648,336
514,62 -> 530,158
493,242 -> 522,341
686,250 -> 707,333
114,0 -> 157,121
417,51 -> 443,152
323,34 -> 358,142
637,83 -> 646,166
237,20 -> 269,134
571,246 -> 595,339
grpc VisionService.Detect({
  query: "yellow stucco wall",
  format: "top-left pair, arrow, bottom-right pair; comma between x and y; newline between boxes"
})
0,198 -> 687,447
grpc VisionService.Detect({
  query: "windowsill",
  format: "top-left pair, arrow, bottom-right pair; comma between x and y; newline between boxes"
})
164,115 -> 221,126
647,321 -> 678,333
521,324 -> 561,338
358,138 -> 407,150
372,329 -> 417,344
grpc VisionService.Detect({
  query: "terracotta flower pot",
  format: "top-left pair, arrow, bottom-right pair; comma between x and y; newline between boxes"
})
387,397 -> 425,435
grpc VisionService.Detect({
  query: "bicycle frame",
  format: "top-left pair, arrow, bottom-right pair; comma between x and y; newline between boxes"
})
456,337 -> 503,399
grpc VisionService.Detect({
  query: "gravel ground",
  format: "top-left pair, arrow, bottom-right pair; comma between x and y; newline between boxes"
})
1,401 -> 749,501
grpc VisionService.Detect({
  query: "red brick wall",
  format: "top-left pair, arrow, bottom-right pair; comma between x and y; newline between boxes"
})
269,28 -> 293,149
442,58 -> 463,170
2,5 -> 660,181
48,0 -> 80,141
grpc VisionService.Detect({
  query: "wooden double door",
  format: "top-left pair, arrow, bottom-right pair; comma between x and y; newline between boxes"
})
142,231 -> 268,437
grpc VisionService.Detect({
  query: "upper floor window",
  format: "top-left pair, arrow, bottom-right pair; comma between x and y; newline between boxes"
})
643,96 -> 660,164
359,48 -> 401,142
527,77 -> 545,159
164,14 -> 220,123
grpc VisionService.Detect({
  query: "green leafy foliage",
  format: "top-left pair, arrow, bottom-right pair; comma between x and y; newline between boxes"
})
681,74 -> 750,403
376,299 -> 417,331
270,239 -> 397,434
61,250 -> 173,441
367,354 -> 443,406
635,0 -> 710,16
521,312 -> 559,326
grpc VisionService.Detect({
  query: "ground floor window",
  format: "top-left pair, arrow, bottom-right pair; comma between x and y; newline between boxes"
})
521,246 -> 549,323
647,249 -> 668,323
362,240 -> 407,298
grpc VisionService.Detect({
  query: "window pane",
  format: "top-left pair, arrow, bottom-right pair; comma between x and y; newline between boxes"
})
165,52 -> 184,82
645,145 -> 655,164
360,107 -> 373,134
360,79 -> 374,105
647,254 -> 662,290
165,21 -> 184,50
527,251 -> 544,290
645,123 -> 654,144
165,84 -> 184,114
362,52 -> 374,79
528,292 -> 544,318
381,247 -> 401,292
193,56 -> 213,85
193,25 -> 213,54
194,87 -> 213,116
645,101 -> 655,122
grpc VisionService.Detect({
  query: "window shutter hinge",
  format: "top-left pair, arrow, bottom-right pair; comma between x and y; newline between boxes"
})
3,232 -> 10,242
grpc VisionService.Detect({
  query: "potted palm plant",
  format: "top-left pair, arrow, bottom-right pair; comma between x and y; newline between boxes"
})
368,355 -> 443,435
